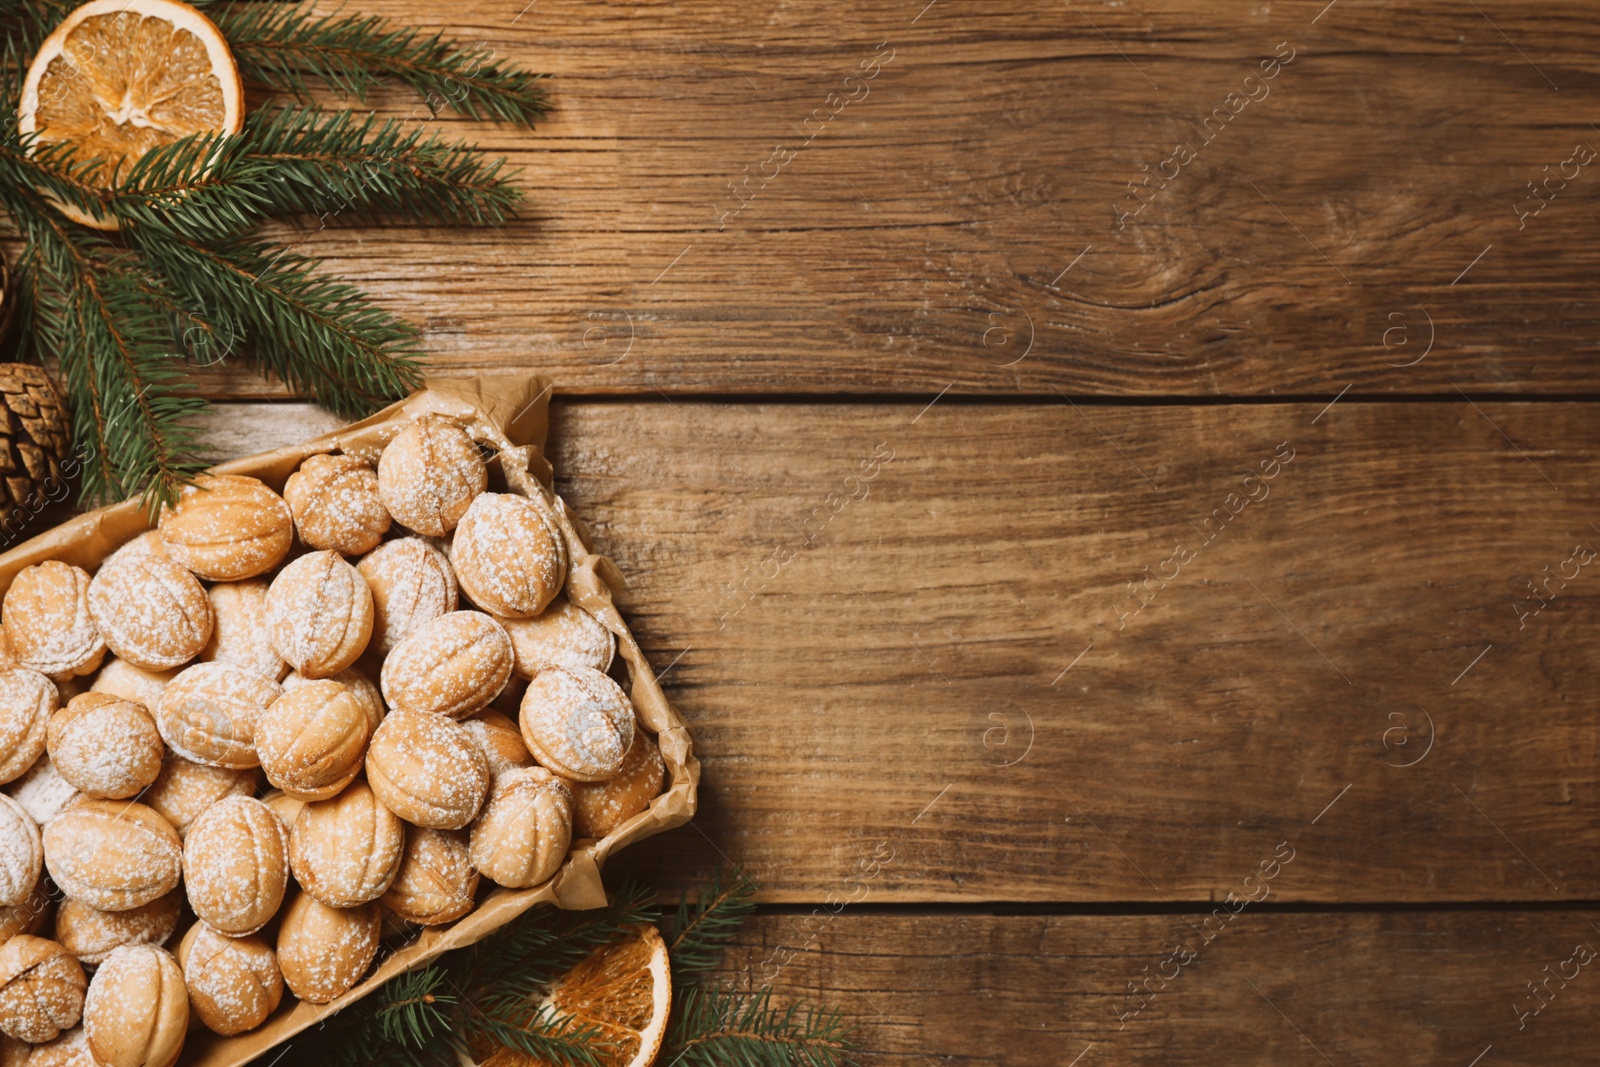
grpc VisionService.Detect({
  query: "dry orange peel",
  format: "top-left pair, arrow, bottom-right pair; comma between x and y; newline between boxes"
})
479,923 -> 672,1067
18,0 -> 244,230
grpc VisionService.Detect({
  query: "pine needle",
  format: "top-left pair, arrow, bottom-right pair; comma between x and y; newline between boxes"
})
665,865 -> 760,976
215,2 -> 551,126
663,987 -> 856,1067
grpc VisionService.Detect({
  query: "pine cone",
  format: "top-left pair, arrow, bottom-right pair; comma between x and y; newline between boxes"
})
0,364 -> 73,527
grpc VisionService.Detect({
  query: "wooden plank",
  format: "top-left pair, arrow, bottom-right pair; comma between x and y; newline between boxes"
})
172,0 -> 1600,396
200,399 -> 1600,903
721,911 -> 1600,1066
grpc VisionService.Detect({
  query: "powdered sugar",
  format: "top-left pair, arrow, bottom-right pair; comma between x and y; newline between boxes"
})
285,453 -> 392,556
0,795 -> 42,907
5,753 -> 78,825
2,563 -> 105,680
376,416 -> 487,537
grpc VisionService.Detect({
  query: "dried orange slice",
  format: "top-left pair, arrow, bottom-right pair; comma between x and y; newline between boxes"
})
480,923 -> 672,1067
18,0 -> 244,229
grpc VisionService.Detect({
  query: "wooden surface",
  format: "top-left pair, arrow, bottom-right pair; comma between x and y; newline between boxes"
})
184,0 -> 1600,1061
205,0 -> 1600,397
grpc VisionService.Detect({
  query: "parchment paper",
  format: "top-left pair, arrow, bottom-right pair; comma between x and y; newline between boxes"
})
0,375 -> 700,1067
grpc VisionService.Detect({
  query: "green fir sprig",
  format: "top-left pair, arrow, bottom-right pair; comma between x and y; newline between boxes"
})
294,872 -> 857,1067
0,0 -> 549,513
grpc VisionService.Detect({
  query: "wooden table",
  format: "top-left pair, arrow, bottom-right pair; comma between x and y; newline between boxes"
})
199,2 -> 1600,1062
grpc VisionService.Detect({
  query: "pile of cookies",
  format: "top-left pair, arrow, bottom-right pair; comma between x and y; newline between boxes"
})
0,414 -> 666,1066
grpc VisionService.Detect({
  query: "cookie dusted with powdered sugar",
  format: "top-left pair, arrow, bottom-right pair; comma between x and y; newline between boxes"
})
356,536 -> 457,654
518,665 -> 635,783
82,945 -> 187,1067
3,563 -> 104,682
200,580 -> 286,683
46,694 -> 162,800
468,767 -> 572,889
498,595 -> 614,679
254,680 -> 369,802
380,611 -> 511,720
266,551 -> 373,679
274,892 -> 378,1005
86,555 -> 211,672
380,826 -> 477,926
156,474 -> 292,581
0,936 -> 83,1043
54,893 -> 180,968
175,923 -> 282,1036
568,730 -> 666,840
376,415 -> 486,537
43,802 -> 180,913
288,779 -> 403,908
181,797 -> 288,937
0,669 -> 56,786
364,710 -> 488,829
155,663 -> 281,770
283,453 -> 391,556
450,492 -> 567,619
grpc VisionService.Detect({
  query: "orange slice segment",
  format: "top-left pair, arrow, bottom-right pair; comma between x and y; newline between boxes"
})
18,0 -> 244,229
480,923 -> 673,1067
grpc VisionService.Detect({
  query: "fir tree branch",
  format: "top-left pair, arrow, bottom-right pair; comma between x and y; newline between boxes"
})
243,106 -> 523,226
463,1004 -> 610,1067
126,229 -> 425,418
665,866 -> 760,977
214,2 -> 550,126
663,987 -> 856,1067
0,169 -> 207,509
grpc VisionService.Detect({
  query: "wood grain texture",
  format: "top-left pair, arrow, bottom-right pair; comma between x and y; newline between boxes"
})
719,910 -> 1600,1066
180,0 -> 1600,397
195,398 -> 1600,903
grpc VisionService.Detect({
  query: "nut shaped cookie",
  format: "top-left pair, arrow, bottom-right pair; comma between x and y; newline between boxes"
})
175,923 -> 282,1037
365,711 -> 489,829
275,892 -> 379,1005
0,937 -> 84,1043
181,797 -> 288,936
376,415 -> 486,537
0,797 -> 41,909
54,893 -> 181,968
199,580 -> 286,683
518,665 -> 636,782
156,474 -> 292,581
43,801 -> 181,912
288,780 -> 404,907
266,551 -> 373,679
155,663 -> 282,769
498,595 -> 614,680
450,493 -> 567,619
0,669 -> 56,785
380,611 -> 511,719
380,826 -> 478,926
356,536 -> 458,655
283,453 -> 391,556
46,693 -> 163,800
254,680 -> 370,801
82,945 -> 186,1067
3,563 -> 105,681
468,767 -> 572,889
86,555 -> 211,672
